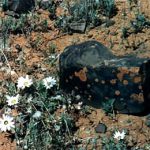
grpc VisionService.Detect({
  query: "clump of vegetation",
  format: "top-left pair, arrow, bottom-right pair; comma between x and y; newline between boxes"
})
1,15 -> 30,34
144,144 -> 150,150
98,0 -> 116,17
55,0 -> 116,32
101,98 -> 115,115
130,13 -> 150,33
1,12 -> 51,35
0,0 -> 54,35
1,0 -> 116,34
1,0 -> 8,11
1,75 -> 79,149
121,13 -> 150,38
102,136 -> 127,150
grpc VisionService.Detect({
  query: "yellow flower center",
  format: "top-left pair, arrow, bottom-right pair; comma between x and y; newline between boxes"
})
12,99 -> 17,104
24,81 -> 29,86
4,121 -> 8,125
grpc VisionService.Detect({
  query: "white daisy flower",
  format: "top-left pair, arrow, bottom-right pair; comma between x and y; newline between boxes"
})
49,54 -> 56,59
114,130 -> 126,140
17,75 -> 33,90
27,106 -> 32,114
62,105 -> 66,109
75,95 -> 81,100
0,114 -> 15,132
42,76 -> 56,89
23,145 -> 28,150
27,96 -> 32,103
51,95 -> 62,100
32,111 -> 42,119
77,102 -> 83,110
6,94 -> 19,106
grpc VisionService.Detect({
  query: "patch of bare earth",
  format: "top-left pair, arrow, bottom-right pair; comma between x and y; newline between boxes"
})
0,133 -> 16,150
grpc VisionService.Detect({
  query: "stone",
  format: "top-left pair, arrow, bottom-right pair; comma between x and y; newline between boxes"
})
39,0 -> 53,10
101,19 -> 115,28
15,44 -> 22,52
140,60 -> 150,113
95,123 -> 107,133
5,0 -> 35,14
59,40 -> 150,115
69,21 -> 87,33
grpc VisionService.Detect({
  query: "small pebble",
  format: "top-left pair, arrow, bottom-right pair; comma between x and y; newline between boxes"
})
15,44 -> 22,52
95,123 -> 107,133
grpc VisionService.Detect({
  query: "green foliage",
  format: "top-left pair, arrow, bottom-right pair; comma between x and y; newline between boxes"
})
1,0 -> 116,34
1,15 -> 31,34
121,27 -> 129,39
121,13 -> 150,39
1,12 -> 50,35
16,111 -> 76,149
130,13 -> 150,33
55,0 -> 116,32
101,99 -> 115,114
6,82 -> 17,96
144,144 -> 150,150
78,137 -> 100,150
12,79 -> 77,149
48,42 -> 56,54
102,136 -> 127,150
98,0 -> 115,17
1,0 -> 8,11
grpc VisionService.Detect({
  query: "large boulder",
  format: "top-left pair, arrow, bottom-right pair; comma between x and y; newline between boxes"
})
59,40 -> 150,115
3,0 -> 35,13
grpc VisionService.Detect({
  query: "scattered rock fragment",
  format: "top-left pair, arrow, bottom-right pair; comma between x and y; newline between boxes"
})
15,44 -> 22,52
39,0 -> 51,10
95,123 -> 107,133
69,21 -> 87,33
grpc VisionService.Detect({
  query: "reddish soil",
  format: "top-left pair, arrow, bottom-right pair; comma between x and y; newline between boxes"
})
0,133 -> 16,150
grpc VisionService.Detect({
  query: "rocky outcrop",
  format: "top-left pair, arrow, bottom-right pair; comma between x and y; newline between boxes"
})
59,40 -> 150,115
4,0 -> 35,13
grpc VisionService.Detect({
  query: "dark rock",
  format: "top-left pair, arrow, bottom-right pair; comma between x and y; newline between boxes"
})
140,60 -> 150,113
39,0 -> 54,10
39,0 -> 50,10
69,21 -> 87,33
15,44 -> 22,52
87,33 -> 93,38
0,55 -> 5,63
95,123 -> 107,133
59,40 -> 150,115
101,19 -> 115,28
5,0 -> 35,14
